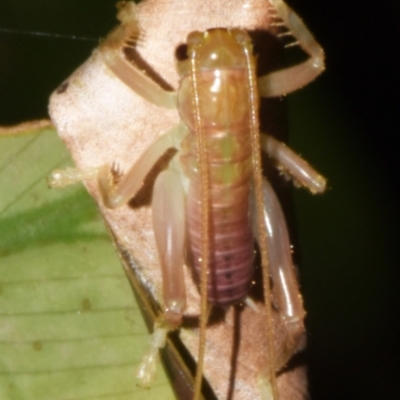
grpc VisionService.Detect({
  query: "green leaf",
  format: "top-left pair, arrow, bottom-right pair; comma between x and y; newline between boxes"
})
0,125 -> 175,400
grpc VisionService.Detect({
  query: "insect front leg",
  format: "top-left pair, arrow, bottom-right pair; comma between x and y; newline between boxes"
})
258,0 -> 325,97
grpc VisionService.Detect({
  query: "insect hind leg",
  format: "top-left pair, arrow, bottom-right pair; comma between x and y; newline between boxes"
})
134,168 -> 187,387
152,169 -> 187,327
252,178 -> 306,370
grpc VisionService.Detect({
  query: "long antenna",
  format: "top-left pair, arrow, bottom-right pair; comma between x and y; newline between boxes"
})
0,27 -> 96,42
190,45 -> 210,400
242,40 -> 279,399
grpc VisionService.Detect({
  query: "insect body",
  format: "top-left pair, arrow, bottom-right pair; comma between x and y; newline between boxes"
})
49,1 -> 326,399
179,29 -> 258,307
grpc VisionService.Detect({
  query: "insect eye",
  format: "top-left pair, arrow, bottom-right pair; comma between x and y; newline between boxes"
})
175,44 -> 189,61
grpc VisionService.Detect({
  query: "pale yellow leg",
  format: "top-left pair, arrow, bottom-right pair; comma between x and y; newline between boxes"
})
258,0 -> 325,97
48,124 -> 188,208
257,178 -> 306,368
261,133 -> 326,194
98,1 -> 177,109
99,123 -> 187,208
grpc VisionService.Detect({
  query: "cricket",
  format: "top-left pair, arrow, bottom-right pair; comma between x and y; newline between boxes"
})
48,0 -> 326,399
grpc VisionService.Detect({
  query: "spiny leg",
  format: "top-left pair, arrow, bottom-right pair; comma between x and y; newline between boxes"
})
136,168 -> 187,387
98,123 -> 187,208
258,0 -> 325,97
99,1 -> 177,109
261,133 -> 326,194
252,178 -> 306,371
48,123 -> 187,206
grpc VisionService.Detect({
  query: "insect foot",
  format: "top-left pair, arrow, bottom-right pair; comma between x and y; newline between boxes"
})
135,322 -> 168,388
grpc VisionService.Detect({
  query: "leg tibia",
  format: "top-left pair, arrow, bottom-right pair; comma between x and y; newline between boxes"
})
99,2 -> 177,109
99,124 -> 186,208
269,0 -> 324,62
254,179 -> 306,368
261,134 -> 326,194
258,57 -> 324,98
258,0 -> 325,97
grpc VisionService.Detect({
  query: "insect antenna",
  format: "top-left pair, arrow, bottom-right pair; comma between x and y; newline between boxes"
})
241,37 -> 279,399
0,27 -> 97,42
189,43 -> 210,400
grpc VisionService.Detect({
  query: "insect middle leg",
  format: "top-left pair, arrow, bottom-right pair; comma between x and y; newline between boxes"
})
261,133 -> 326,194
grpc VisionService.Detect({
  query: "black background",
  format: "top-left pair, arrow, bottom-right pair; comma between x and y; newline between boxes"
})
0,1 -> 398,399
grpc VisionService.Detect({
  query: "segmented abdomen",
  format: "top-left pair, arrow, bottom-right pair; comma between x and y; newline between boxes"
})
178,66 -> 256,306
185,130 -> 254,305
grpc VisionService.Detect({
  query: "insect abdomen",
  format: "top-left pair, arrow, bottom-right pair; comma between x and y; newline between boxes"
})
185,149 -> 255,305
177,30 -> 258,306
180,97 -> 255,305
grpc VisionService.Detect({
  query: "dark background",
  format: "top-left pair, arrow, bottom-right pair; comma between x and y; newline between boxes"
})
0,1 -> 398,399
